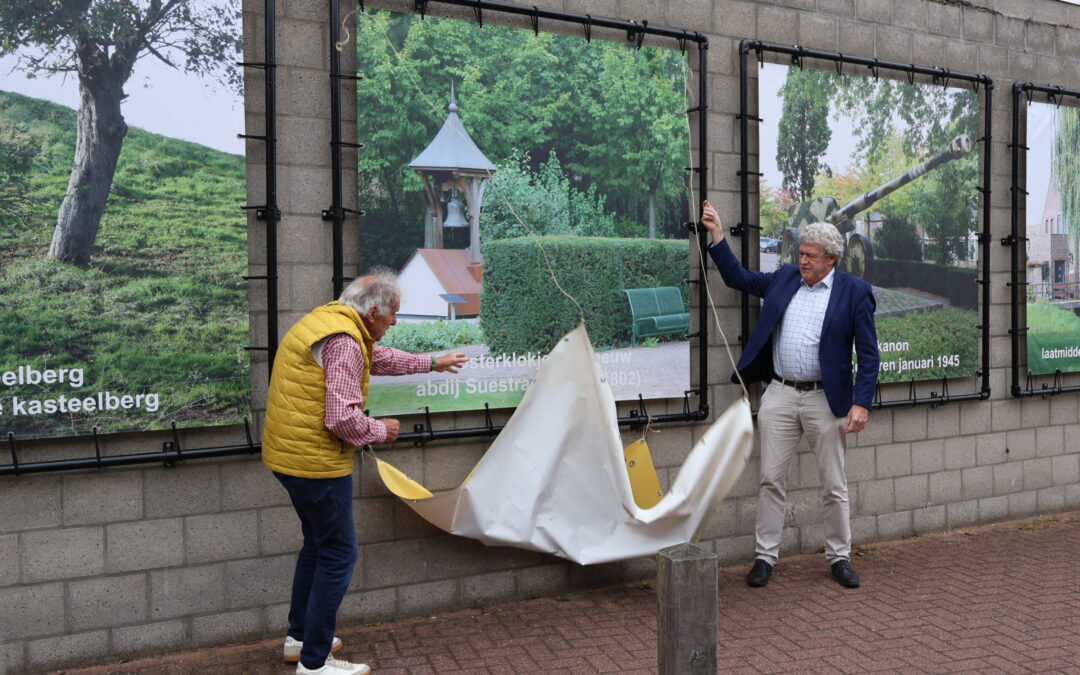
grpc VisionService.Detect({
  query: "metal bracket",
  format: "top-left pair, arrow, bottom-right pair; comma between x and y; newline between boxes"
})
7,432 -> 19,475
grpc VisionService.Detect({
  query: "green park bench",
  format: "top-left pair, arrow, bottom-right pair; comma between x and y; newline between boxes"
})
622,287 -> 690,346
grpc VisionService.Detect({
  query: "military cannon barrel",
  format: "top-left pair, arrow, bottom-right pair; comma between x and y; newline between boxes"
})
828,134 -> 973,228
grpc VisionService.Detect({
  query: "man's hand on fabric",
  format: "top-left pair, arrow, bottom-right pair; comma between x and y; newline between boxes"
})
844,404 -> 869,434
433,352 -> 469,373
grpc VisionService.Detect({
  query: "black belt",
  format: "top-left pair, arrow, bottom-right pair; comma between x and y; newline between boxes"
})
774,377 -> 823,391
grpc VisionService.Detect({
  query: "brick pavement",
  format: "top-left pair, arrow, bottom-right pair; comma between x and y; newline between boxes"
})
54,511 -> 1080,674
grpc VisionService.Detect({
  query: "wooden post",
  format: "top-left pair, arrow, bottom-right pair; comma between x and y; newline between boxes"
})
657,543 -> 717,674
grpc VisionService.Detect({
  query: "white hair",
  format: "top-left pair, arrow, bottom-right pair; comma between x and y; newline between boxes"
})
799,222 -> 845,260
338,268 -> 401,316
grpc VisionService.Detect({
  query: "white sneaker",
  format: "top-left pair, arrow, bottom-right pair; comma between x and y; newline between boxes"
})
296,654 -> 371,674
283,635 -> 343,662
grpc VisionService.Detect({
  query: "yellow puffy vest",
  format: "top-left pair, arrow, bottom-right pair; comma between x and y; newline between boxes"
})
262,302 -> 374,478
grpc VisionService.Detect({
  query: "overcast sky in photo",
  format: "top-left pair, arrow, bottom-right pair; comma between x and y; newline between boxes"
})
1026,102 -> 1056,226
0,52 -> 244,156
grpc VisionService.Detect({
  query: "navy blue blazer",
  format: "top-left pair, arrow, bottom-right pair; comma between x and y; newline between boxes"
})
708,239 -> 880,418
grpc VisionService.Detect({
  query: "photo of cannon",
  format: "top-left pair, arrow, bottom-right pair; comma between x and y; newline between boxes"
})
777,134 -> 974,280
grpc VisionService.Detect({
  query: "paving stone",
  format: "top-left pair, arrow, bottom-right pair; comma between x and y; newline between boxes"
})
48,511 -> 1080,674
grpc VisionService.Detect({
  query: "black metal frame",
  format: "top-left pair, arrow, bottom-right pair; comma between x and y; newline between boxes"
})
737,40 -> 992,410
2,0 -> 280,477
2,0 -> 713,477
330,0 -> 713,443
1007,82 -> 1080,398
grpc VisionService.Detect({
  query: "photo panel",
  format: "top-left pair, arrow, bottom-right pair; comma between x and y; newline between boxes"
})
355,9 -> 694,415
1024,100 -> 1080,376
758,61 -> 982,384
0,2 -> 249,439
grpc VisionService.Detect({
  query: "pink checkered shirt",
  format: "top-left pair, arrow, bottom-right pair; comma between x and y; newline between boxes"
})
321,333 -> 430,446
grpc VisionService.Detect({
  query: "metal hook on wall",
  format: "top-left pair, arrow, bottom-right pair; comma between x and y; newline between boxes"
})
635,20 -> 648,49
473,0 -> 483,28
92,426 -> 102,467
7,432 -> 19,476
584,14 -> 592,43
531,5 -> 539,36
415,0 -> 429,20
244,416 -> 257,453
933,67 -> 951,89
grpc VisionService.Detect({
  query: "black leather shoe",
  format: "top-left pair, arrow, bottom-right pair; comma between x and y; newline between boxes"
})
830,560 -> 860,588
746,559 -> 773,587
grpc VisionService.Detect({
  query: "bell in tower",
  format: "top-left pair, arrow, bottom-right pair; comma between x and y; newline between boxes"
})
442,189 -> 468,228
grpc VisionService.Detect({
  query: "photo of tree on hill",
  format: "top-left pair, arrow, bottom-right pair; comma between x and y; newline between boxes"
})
1024,100 -> 1080,376
0,0 -> 248,439
758,61 -> 982,385
353,10 -> 695,416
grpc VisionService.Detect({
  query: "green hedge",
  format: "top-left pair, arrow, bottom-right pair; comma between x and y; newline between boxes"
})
480,236 -> 688,354
380,320 -> 485,353
872,258 -> 978,310
946,267 -> 979,309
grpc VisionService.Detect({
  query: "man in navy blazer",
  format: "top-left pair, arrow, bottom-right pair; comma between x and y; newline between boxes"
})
701,200 -> 879,589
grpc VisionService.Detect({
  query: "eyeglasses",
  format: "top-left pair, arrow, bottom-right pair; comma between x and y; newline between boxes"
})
798,250 -> 829,261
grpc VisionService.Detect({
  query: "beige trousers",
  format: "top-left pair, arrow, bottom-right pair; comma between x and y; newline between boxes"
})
754,382 -> 851,565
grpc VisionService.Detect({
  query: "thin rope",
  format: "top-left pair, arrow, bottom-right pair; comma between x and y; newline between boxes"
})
683,68 -> 750,399
354,11 -> 746,397
640,411 -> 655,441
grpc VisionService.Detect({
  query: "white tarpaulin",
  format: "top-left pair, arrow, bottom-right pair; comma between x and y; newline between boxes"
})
375,324 -> 754,565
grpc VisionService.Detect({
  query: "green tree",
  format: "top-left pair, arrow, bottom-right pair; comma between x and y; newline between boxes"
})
0,0 -> 240,266
354,10 -> 691,269
355,11 -> 569,268
1052,106 -> 1080,281
758,180 -> 793,236
873,211 -> 922,261
570,44 -> 688,238
831,75 -> 979,264
480,152 -> 616,241
776,68 -> 834,201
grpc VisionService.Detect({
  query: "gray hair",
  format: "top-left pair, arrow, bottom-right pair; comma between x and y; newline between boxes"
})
338,268 -> 401,316
799,222 -> 845,260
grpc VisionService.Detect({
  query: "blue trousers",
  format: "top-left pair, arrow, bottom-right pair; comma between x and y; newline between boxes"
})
274,472 -> 358,669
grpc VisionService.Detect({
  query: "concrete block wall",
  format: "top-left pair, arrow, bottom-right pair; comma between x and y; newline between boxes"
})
3,0 -> 1080,671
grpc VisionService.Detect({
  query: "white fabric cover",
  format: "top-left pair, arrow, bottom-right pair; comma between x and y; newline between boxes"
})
380,324 -> 755,565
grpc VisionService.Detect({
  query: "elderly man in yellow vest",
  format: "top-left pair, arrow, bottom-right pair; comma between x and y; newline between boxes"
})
263,270 -> 468,675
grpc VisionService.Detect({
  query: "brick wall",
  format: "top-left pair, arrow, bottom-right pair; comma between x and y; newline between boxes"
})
3,0 -> 1080,671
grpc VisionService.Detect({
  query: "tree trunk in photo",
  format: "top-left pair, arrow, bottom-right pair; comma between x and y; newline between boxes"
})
47,56 -> 128,267
647,192 -> 657,239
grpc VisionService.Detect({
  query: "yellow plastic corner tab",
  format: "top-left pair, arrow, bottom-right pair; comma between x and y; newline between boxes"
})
377,459 -> 433,500
624,438 -> 663,509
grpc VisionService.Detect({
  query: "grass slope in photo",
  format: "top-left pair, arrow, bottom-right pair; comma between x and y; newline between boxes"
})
874,307 -> 979,383
0,90 -> 248,438
1026,300 -> 1080,375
